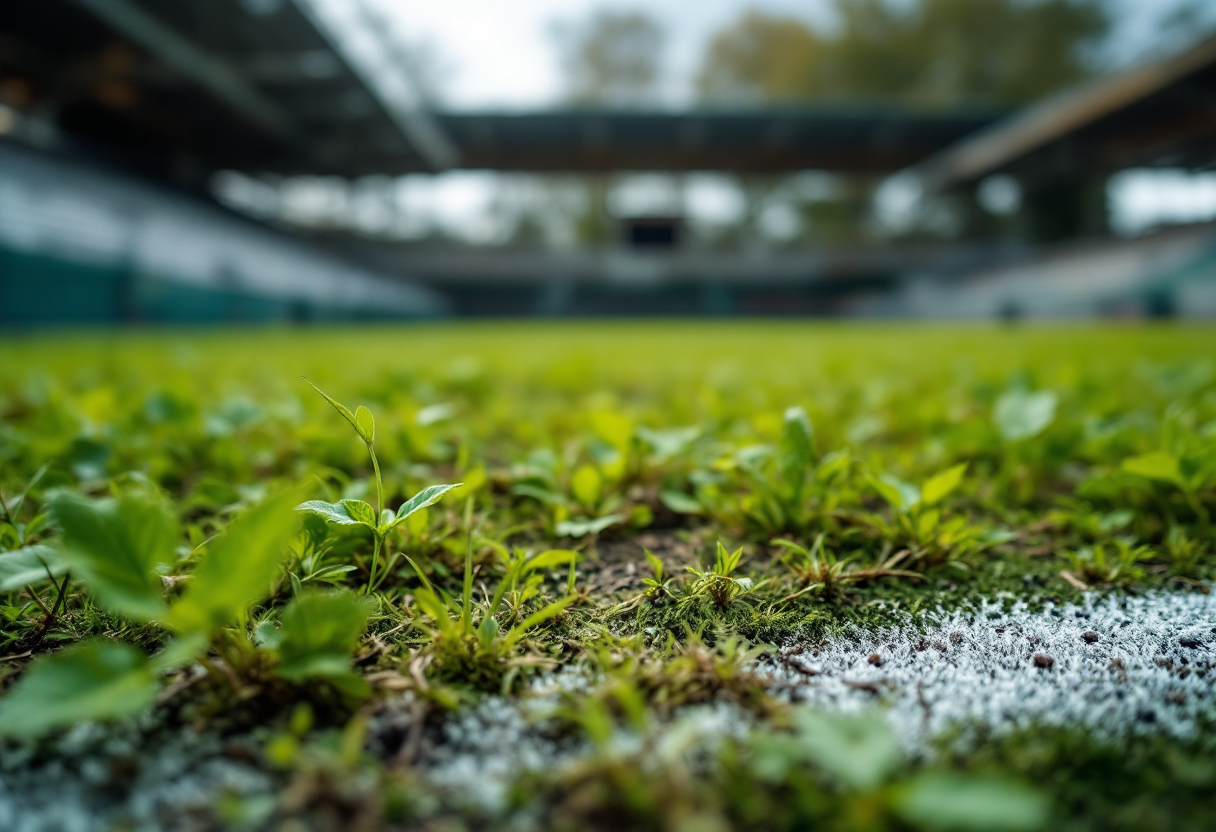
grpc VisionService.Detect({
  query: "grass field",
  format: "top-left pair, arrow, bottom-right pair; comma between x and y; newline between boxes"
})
1,323 -> 1214,831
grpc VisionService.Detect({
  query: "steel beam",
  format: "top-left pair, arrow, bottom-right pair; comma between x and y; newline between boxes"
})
292,0 -> 459,171
71,0 -> 298,144
914,34 -> 1216,192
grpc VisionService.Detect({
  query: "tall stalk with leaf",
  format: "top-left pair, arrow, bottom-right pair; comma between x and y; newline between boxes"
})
297,381 -> 461,594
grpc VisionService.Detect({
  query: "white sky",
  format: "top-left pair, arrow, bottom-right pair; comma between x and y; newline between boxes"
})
1110,170 -> 1216,236
357,0 -> 1211,108
361,0 -> 834,108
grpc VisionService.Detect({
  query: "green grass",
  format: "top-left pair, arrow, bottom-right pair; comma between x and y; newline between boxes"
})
1,322 -> 1214,830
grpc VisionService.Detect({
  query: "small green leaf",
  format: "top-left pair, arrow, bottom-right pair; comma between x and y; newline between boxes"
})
794,711 -> 903,791
48,490 -> 176,622
0,544 -> 67,593
816,450 -> 852,481
994,389 -> 1057,441
870,476 -> 904,510
354,406 -> 376,446
254,621 -> 282,649
512,482 -> 564,505
392,483 -> 462,525
304,379 -> 358,432
979,528 -> 1017,548
522,549 -> 579,573
416,402 -> 455,426
894,773 -> 1049,831
168,490 -> 301,635
1121,451 -> 1184,486
0,641 -> 159,739
501,594 -> 577,649
779,406 -> 816,490
410,585 -> 455,634
296,500 -> 375,528
310,564 -> 359,583
8,463 -> 48,520
571,464 -> 602,510
274,589 -> 374,684
659,490 -> 703,514
872,475 -> 920,511
556,514 -> 622,538
918,507 -> 941,539
478,614 -> 501,648
922,463 -> 968,506
339,499 -> 376,527
150,634 -> 209,672
636,426 -> 700,460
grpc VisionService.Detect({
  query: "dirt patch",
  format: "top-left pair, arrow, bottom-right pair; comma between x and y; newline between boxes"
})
581,530 -> 706,597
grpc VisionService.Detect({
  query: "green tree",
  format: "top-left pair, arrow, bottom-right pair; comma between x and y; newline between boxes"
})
696,12 -> 826,105
697,0 -> 1111,108
554,10 -> 666,106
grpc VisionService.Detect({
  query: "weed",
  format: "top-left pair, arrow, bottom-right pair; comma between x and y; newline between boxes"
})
617,628 -> 772,713
404,534 -> 577,694
640,548 -> 676,603
773,534 -> 922,602
1066,540 -> 1154,586
684,541 -> 754,610
865,463 -> 999,567
610,548 -> 679,616
1163,525 -> 1209,578
296,381 -> 461,594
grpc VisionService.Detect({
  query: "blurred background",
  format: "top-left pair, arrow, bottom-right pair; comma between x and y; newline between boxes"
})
2,0 -> 1216,326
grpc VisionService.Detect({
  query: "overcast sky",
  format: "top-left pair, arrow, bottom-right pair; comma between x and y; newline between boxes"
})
357,0 -> 1213,108
260,0 -> 1216,240
359,0 -> 830,107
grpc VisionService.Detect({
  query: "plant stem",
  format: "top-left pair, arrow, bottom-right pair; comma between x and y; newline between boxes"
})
367,443 -> 385,596
460,532 -> 473,633
369,550 -> 401,595
30,572 -> 69,644
461,499 -> 474,633
24,585 -> 51,618
367,533 -> 383,595
369,446 -> 384,518
48,571 -> 70,619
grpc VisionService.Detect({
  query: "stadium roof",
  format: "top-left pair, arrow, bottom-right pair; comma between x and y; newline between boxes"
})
2,0 -> 999,177
915,34 -> 1216,193
427,109 -> 1001,174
